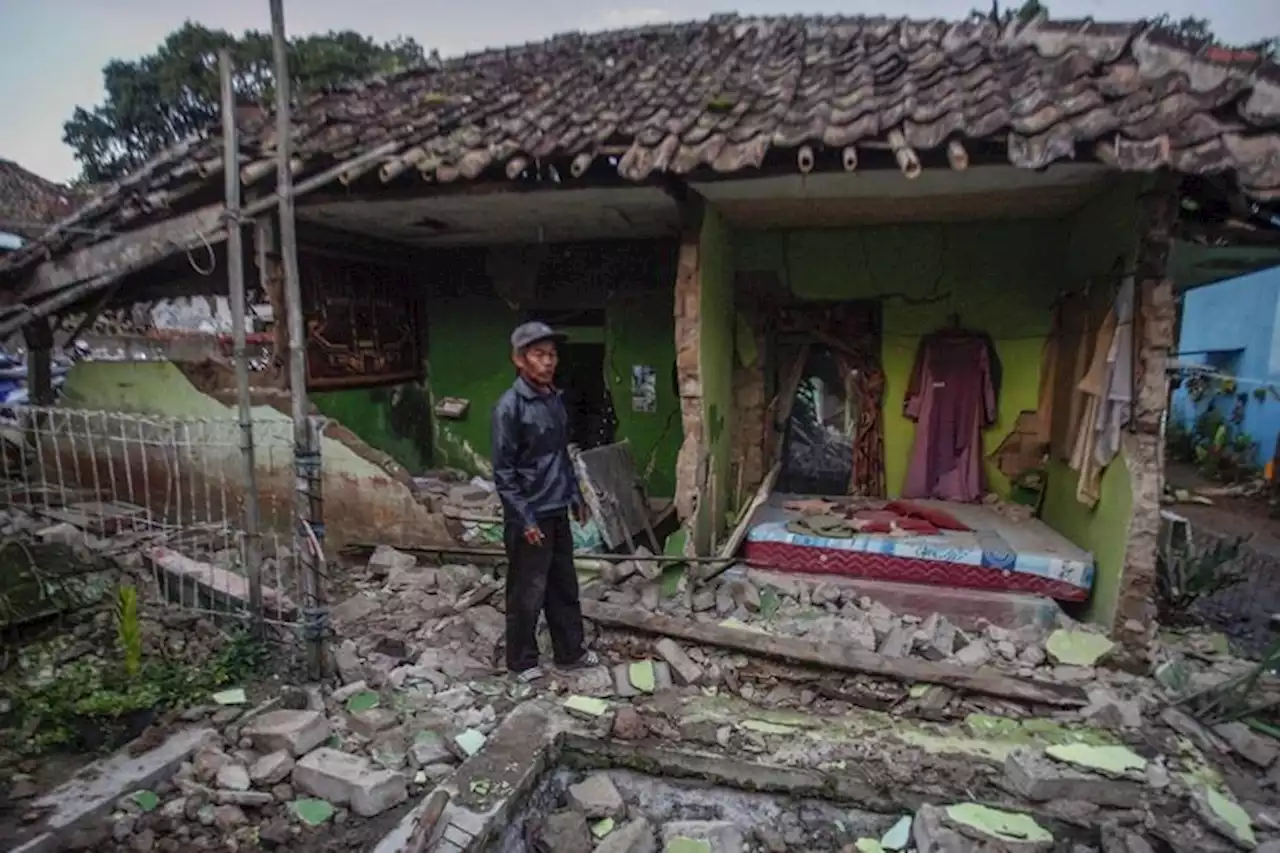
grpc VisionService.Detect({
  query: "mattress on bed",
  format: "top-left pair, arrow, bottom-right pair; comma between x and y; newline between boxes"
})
743,499 -> 1095,602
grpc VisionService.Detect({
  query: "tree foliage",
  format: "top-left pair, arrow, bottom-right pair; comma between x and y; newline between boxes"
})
64,22 -> 431,184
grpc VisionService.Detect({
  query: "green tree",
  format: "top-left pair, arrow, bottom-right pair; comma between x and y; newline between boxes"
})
64,22 -> 430,184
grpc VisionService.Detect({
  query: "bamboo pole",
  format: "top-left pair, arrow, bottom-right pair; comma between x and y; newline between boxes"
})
219,49 -> 265,635
270,0 -> 327,678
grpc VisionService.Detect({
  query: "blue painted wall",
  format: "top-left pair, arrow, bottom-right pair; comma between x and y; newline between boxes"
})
1173,266 -> 1280,466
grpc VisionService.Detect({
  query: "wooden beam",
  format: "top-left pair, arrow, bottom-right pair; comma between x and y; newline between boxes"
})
582,601 -> 1088,707
20,205 -> 228,302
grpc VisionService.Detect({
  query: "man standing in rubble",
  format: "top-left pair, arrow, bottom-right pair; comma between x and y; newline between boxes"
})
492,321 -> 599,682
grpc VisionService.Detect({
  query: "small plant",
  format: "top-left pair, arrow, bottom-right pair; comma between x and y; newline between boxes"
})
1158,520 -> 1246,617
115,585 -> 142,678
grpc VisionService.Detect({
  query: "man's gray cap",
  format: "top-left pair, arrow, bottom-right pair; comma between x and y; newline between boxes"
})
510,321 -> 566,351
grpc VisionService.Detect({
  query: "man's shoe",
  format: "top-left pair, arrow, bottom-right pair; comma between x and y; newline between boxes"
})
513,665 -> 546,683
557,650 -> 600,670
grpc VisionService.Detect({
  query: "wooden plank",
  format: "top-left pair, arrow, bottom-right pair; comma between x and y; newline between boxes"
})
20,205 -> 228,301
581,600 -> 1088,708
697,460 -> 781,582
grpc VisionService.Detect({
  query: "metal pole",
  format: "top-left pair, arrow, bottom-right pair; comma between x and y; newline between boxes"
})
219,49 -> 265,635
270,0 -> 327,677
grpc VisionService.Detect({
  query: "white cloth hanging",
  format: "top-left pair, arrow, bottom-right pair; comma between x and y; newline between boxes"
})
1070,277 -> 1134,506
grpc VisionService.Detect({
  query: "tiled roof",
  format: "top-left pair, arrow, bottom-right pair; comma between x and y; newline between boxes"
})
0,159 -> 82,240
2,13 -> 1278,279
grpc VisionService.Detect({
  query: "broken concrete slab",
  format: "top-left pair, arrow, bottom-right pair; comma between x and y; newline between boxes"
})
567,773 -> 626,819
11,727 -> 215,853
742,569 -> 1060,631
1213,722 -> 1279,768
292,747 -> 408,817
661,821 -> 745,853
655,639 -> 704,686
242,710 -> 332,757
596,817 -> 657,853
878,623 -> 914,659
539,809 -> 594,853
1190,786 -> 1257,850
368,544 -> 416,578
942,803 -> 1053,851
349,708 -> 400,738
613,660 -> 672,697
1044,743 -> 1147,780
1003,749 -> 1143,808
1082,687 -> 1143,731
249,751 -> 295,786
1045,629 -> 1115,667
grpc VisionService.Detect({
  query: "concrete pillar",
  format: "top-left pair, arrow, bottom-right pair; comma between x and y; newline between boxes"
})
674,217 -> 704,527
1115,177 -> 1179,644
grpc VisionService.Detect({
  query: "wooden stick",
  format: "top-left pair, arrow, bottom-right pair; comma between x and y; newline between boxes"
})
581,601 -> 1088,707
342,542 -> 733,564
696,460 -> 780,583
405,789 -> 450,853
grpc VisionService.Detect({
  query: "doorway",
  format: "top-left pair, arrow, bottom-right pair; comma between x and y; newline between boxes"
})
776,341 -> 858,495
556,342 -> 616,450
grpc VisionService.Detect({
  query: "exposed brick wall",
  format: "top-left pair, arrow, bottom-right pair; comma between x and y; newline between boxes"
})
1115,179 -> 1179,643
674,226 -> 703,524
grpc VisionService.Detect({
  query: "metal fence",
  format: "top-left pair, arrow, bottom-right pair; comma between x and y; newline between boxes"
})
0,404 -> 313,628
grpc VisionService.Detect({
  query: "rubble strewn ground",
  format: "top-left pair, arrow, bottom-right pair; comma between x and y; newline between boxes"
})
7,533 -> 1280,852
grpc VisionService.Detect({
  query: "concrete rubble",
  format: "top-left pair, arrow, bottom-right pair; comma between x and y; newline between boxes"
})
8,539 -> 1280,853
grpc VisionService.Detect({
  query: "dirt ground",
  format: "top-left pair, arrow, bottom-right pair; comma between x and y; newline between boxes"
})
1166,461 -> 1280,656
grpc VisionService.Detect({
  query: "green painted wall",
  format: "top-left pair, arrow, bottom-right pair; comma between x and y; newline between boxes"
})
1038,178 -> 1145,625
312,383 -> 433,473
426,296 -> 521,476
423,290 -> 682,497
606,288 -> 681,497
699,208 -> 737,545
734,220 -> 1061,498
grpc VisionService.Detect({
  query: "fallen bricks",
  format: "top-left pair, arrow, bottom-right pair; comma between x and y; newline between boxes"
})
581,601 -> 1088,707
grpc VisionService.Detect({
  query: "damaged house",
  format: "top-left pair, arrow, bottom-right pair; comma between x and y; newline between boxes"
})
1,13 -> 1278,637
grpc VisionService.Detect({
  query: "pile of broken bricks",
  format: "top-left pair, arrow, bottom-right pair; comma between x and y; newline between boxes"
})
12,542 -> 1280,852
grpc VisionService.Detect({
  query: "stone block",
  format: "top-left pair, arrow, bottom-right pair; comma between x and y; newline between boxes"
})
567,772 -> 625,819
661,820 -> 745,853
1003,748 -> 1142,808
368,545 -> 415,577
242,710 -> 332,757
349,708 -> 400,738
655,639 -> 704,686
878,624 -> 914,658
292,748 -> 407,817
613,661 -> 672,697
538,810 -> 593,853
249,752 -> 295,786
596,818 -> 657,853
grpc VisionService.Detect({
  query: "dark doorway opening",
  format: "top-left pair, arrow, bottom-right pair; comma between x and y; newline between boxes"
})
556,341 -> 616,450
776,342 -> 857,496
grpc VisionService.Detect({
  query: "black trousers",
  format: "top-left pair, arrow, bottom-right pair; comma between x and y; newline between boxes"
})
503,513 -> 585,672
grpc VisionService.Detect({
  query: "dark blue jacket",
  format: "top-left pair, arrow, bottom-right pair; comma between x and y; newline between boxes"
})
491,376 -> 582,529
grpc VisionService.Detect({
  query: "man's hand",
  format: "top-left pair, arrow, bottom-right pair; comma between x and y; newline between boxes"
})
523,524 -> 545,546
573,501 -> 590,526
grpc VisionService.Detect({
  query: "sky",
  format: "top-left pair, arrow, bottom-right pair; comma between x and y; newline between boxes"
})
1,0 -> 1277,184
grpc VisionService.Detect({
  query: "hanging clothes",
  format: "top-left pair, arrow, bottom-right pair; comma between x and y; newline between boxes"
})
902,329 -> 1001,502
1070,277 -> 1135,506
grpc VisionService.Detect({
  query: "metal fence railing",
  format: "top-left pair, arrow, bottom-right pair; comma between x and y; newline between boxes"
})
0,405 -> 309,628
